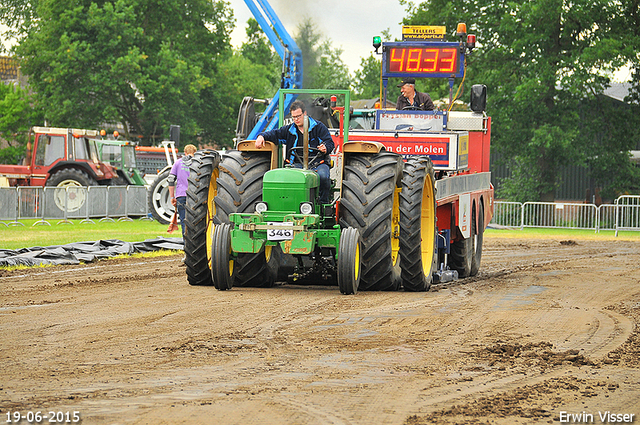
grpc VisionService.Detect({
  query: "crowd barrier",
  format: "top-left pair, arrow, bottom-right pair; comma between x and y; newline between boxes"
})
0,186 -> 151,226
491,196 -> 640,235
2,186 -> 639,235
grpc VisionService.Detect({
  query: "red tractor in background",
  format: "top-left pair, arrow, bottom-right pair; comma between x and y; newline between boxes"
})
0,126 -> 119,189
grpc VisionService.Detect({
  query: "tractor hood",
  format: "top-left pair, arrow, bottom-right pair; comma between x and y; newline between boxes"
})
262,168 -> 319,213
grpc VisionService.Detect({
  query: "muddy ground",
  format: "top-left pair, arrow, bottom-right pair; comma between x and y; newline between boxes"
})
1,234 -> 639,425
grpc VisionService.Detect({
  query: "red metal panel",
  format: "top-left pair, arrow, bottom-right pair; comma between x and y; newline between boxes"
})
465,118 -> 491,173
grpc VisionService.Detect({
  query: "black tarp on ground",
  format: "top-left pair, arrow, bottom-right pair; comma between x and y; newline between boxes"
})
0,237 -> 183,267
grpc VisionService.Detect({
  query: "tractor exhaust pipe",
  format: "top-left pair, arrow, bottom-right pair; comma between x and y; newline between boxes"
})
303,115 -> 309,170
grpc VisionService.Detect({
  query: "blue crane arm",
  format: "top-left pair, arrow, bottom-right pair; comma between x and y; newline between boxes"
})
243,0 -> 303,139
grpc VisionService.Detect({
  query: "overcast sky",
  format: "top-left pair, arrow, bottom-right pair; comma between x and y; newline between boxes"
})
227,0 -> 410,73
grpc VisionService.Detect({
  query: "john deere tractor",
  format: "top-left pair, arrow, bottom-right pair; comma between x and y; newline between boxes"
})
183,90 -> 439,294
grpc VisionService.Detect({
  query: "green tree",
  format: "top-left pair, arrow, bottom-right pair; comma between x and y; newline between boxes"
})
309,41 -> 351,90
353,54 -> 381,100
0,82 -> 43,163
404,0 -> 639,201
239,17 -> 280,95
15,0 -> 235,146
0,0 -> 39,51
240,18 -> 275,66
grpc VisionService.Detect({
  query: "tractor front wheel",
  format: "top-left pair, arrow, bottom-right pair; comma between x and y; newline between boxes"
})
211,223 -> 234,290
214,150 -> 274,287
337,227 -> 361,295
339,151 -> 403,291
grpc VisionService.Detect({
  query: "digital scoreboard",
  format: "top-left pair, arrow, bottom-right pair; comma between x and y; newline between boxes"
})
382,42 -> 464,79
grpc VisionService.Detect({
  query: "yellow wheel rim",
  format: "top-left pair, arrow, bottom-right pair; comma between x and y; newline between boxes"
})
420,173 -> 436,275
391,186 -> 401,266
206,168 -> 219,272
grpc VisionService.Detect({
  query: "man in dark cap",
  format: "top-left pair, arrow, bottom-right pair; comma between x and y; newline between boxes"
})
396,77 -> 435,111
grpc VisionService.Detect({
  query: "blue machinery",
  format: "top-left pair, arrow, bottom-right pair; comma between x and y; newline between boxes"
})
243,0 -> 303,140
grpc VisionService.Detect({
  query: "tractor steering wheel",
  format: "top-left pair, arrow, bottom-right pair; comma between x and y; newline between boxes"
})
402,105 -> 421,110
288,146 -> 325,167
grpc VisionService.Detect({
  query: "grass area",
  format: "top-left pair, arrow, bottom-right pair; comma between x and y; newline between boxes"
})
2,218 -> 638,251
486,226 -> 640,241
0,218 -> 176,250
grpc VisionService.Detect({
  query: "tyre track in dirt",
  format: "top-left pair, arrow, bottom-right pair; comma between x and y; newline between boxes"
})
1,237 -> 639,424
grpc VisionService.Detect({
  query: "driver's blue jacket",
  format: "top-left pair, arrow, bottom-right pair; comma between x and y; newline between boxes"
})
258,117 -> 334,166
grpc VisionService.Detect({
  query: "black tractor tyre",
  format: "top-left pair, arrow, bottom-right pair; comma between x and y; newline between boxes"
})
339,151 -> 403,291
147,168 -> 172,225
213,150 -> 275,287
449,213 -> 474,278
184,150 -> 220,286
470,201 -> 485,277
399,157 -> 438,291
211,223 -> 234,291
47,168 -> 97,187
337,227 -> 361,295
46,168 -> 98,213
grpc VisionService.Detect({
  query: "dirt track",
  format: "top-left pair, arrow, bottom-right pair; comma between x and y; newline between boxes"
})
1,234 -> 639,424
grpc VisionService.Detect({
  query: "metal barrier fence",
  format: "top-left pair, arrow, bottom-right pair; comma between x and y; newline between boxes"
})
522,202 -> 597,230
0,186 -> 151,226
614,195 -> 640,236
491,196 -> 640,235
2,186 -> 639,234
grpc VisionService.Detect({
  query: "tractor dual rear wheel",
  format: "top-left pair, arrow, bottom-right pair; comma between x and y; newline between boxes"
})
339,151 -> 403,291
184,150 -> 221,286
399,157 -> 437,291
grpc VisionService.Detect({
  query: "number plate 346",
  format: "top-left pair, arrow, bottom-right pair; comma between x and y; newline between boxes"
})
266,222 -> 294,241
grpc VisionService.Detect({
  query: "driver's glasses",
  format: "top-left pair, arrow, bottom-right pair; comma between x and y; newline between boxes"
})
291,113 -> 304,120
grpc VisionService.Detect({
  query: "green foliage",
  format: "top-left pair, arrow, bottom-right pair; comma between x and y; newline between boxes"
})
237,18 -> 281,102
241,18 -> 276,67
353,55 -> 381,100
0,145 -> 25,164
0,0 -> 39,50
579,95 -> 640,199
0,82 -> 43,157
214,52 -> 280,148
15,0 -> 235,146
309,41 -> 351,90
0,218 -> 171,250
496,157 -> 551,203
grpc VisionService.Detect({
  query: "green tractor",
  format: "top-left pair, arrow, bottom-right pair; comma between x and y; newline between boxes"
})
183,90 -> 438,294
95,138 -> 146,186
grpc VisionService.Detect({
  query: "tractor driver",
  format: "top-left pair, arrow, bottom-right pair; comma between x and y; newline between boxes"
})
255,100 -> 334,204
396,77 -> 435,111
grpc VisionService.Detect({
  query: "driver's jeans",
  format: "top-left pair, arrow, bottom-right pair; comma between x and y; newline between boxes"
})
293,162 -> 331,204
